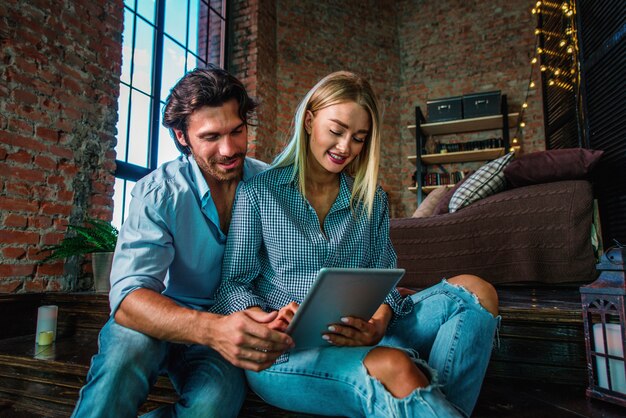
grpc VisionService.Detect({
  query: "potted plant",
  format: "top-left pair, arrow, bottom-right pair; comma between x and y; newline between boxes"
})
43,217 -> 119,292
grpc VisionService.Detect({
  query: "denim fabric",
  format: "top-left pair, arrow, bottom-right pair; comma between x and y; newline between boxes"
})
71,318 -> 246,418
246,280 -> 498,418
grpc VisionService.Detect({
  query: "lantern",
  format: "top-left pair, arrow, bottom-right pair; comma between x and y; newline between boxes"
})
580,245 -> 626,407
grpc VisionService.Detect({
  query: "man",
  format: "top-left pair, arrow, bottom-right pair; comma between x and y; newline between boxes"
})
72,66 -> 293,418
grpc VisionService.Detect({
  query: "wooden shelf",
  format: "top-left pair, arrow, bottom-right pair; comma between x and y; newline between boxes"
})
422,184 -> 455,194
408,113 -> 519,136
420,148 -> 505,164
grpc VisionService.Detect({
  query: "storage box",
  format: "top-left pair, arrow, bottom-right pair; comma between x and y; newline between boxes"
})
462,91 -> 501,119
427,96 -> 463,122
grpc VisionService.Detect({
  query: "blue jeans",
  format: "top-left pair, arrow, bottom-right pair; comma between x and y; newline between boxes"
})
71,318 -> 246,418
246,280 -> 499,418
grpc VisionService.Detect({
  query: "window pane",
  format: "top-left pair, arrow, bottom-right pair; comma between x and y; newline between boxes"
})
127,89 -> 151,167
158,104 -> 181,167
160,37 -> 187,102
132,17 -> 155,94
164,0 -> 188,47
137,0 -> 157,24
115,84 -> 131,161
121,8 -> 135,85
113,178 -> 136,229
188,0 -> 200,56
124,0 -> 135,11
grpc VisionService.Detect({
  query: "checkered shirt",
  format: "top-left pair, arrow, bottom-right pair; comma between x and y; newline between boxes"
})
212,165 -> 412,322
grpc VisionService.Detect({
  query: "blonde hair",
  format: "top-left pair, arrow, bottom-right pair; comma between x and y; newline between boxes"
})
273,71 -> 382,217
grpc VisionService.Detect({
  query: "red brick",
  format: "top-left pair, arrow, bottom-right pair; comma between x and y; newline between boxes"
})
37,262 -> 65,276
12,89 -> 38,106
4,213 -> 28,228
0,164 -> 46,183
36,127 -> 60,143
41,231 -> 65,246
2,247 -> 27,259
0,196 -> 40,213
24,278 -> 46,292
0,263 -> 36,277
34,155 -> 57,170
49,145 -> 74,159
7,149 -> 32,164
0,279 -> 23,293
41,202 -> 72,216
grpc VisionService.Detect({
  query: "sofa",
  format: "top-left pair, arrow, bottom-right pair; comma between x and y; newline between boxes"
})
390,177 -> 598,288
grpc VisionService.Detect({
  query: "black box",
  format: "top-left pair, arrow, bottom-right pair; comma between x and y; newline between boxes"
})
462,91 -> 501,119
427,96 -> 463,122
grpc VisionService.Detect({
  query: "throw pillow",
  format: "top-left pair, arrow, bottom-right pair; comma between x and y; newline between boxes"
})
448,152 -> 515,213
504,148 -> 603,188
412,186 -> 448,218
432,174 -> 472,216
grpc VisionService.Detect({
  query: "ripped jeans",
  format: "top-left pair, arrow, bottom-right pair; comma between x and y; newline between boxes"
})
246,280 -> 500,418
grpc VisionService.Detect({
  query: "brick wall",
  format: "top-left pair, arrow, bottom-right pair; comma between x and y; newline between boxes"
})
233,0 -> 544,217
0,0 -> 544,294
0,0 -> 122,293
396,0 -> 545,213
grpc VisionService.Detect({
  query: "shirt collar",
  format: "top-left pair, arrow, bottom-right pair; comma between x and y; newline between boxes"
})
188,155 -> 259,202
276,164 -> 353,211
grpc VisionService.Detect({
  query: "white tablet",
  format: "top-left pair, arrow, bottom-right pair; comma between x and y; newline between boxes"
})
285,267 -> 405,350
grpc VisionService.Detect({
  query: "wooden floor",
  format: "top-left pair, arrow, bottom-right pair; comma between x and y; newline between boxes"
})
1,376 -> 625,417
1,289 -> 626,417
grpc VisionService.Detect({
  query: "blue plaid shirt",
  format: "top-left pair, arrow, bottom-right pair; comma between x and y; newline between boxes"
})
213,165 -> 411,322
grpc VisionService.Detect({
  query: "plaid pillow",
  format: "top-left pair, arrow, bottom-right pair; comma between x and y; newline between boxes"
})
449,152 -> 514,213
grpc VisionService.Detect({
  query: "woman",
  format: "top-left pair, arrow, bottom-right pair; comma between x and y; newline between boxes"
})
213,71 -> 499,418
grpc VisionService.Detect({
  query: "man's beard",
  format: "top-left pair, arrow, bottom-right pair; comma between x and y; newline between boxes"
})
194,153 -> 245,182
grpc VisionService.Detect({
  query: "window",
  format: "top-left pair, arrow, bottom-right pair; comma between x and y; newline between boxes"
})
113,0 -> 228,228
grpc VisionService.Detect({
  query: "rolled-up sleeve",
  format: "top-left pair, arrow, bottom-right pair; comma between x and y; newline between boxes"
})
108,188 -> 174,315
212,183 -> 268,314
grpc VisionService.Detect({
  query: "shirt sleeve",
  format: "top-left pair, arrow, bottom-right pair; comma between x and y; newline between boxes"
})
370,188 -> 414,321
212,182 -> 268,314
108,186 -> 174,316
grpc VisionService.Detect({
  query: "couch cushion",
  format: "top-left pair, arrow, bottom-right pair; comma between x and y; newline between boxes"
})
448,152 -> 514,213
504,148 -> 603,188
412,186 -> 448,218
432,175 -> 471,216
390,180 -> 596,287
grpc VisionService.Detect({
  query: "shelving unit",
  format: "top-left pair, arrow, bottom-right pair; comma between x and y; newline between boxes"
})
409,94 -> 515,204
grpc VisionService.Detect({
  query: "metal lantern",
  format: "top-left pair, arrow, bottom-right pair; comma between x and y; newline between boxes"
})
580,245 -> 626,407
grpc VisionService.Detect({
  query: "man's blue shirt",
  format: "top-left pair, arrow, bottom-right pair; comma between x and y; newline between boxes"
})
108,155 -> 268,315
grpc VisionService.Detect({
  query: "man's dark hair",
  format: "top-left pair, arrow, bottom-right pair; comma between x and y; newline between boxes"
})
162,65 -> 258,155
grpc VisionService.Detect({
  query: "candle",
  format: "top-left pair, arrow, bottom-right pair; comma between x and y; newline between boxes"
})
593,323 -> 626,394
38,331 -> 54,346
35,305 -> 58,346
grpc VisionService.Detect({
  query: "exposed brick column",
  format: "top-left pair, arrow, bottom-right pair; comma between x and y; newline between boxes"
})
0,0 -> 123,292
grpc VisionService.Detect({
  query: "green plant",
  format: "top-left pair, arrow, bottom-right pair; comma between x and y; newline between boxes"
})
42,217 -> 119,262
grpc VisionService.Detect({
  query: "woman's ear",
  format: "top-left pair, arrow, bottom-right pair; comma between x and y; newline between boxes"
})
304,110 -> 313,135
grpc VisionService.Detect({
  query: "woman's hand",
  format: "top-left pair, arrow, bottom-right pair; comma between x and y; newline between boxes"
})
323,304 -> 393,347
267,302 -> 299,332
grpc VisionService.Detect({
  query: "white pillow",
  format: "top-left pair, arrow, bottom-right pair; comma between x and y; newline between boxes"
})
449,152 -> 514,213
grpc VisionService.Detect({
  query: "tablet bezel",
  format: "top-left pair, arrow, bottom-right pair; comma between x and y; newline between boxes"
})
285,267 -> 405,350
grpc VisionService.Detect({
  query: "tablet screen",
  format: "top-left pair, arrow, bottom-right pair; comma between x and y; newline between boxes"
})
285,267 -> 405,349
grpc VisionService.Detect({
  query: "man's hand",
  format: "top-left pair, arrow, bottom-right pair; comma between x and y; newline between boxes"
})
208,308 -> 294,371
267,302 -> 299,332
322,304 -> 392,347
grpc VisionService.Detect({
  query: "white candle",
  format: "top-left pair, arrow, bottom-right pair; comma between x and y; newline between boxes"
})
35,305 -> 58,345
593,323 -> 626,394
